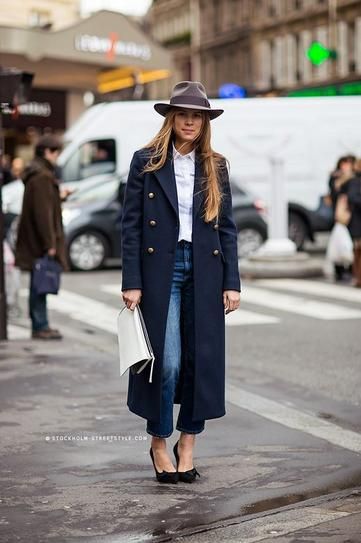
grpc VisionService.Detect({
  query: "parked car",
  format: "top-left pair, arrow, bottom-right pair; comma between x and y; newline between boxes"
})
61,177 -> 267,271
62,176 -> 123,271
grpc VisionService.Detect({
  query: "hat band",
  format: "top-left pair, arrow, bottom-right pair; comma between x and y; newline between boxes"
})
170,95 -> 210,108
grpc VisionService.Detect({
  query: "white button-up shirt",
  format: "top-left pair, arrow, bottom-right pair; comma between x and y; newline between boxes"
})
172,142 -> 195,242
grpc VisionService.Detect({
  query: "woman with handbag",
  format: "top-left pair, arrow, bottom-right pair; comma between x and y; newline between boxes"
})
340,159 -> 361,287
121,81 -> 241,484
328,155 -> 355,282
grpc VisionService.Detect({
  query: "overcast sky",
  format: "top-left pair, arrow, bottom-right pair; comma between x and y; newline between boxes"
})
81,0 -> 152,17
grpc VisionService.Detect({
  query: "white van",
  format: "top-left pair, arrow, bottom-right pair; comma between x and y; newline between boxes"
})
58,96 -> 361,248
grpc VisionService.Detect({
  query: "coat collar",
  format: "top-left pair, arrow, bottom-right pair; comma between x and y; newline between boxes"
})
153,145 -> 204,221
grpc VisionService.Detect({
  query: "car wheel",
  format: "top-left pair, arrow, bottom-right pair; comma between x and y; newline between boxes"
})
237,226 -> 265,258
68,231 -> 109,271
288,212 -> 307,250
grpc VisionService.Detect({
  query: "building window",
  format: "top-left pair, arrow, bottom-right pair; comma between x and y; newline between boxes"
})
348,21 -> 356,73
294,0 -> 302,10
29,9 -> 52,28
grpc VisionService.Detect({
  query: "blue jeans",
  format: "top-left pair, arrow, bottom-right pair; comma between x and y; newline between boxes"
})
29,271 -> 49,332
146,240 -> 205,438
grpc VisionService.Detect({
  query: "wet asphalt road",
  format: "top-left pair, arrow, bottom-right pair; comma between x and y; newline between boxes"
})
1,266 -> 361,542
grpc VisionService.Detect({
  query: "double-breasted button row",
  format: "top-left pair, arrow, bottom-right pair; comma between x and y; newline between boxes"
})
147,247 -> 155,254
148,192 -> 155,199
213,249 -> 219,256
213,223 -> 219,230
149,219 -> 157,226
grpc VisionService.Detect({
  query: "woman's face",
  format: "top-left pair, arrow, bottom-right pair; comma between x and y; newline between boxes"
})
173,109 -> 203,145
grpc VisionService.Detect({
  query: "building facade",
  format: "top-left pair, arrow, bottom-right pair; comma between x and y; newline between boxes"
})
147,0 -> 197,87
0,8 -> 172,157
0,0 -> 79,30
252,0 -> 361,96
148,0 -> 361,97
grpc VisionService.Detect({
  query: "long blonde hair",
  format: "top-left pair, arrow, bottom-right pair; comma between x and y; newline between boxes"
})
143,108 -> 226,222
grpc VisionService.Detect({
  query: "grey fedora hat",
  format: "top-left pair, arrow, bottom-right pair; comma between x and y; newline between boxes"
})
154,81 -> 224,120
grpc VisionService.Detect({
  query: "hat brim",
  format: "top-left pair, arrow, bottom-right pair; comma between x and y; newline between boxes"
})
154,102 -> 223,120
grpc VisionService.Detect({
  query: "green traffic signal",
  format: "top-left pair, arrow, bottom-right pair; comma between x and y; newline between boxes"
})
306,42 -> 337,66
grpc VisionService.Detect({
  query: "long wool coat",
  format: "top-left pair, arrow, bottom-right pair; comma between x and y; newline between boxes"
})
121,146 -> 241,423
15,157 -> 69,272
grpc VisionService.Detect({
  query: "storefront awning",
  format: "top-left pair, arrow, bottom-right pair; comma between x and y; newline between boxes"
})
0,10 -> 172,91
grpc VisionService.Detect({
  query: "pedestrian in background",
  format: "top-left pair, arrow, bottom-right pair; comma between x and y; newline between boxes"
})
121,81 -> 241,484
328,155 -> 356,282
1,154 -> 13,185
341,159 -> 361,287
15,135 -> 69,339
11,157 -> 24,181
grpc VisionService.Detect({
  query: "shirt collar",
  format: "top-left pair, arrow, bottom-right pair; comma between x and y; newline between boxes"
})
172,142 -> 195,163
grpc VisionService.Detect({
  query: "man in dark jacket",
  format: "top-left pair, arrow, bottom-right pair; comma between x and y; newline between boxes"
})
15,135 -> 69,339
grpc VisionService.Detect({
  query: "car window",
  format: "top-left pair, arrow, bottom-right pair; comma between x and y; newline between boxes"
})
62,139 -> 116,183
230,180 -> 246,197
68,178 -> 119,204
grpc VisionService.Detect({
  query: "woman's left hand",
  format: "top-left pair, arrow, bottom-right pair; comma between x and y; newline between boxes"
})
223,290 -> 241,314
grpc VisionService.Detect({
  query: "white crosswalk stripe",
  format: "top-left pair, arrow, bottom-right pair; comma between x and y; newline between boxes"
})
19,277 -> 361,334
244,285 -> 361,320
255,278 -> 361,304
20,288 -> 119,334
101,284 -> 280,326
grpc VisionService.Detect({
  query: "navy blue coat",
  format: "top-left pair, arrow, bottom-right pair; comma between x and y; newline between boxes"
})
121,146 -> 241,423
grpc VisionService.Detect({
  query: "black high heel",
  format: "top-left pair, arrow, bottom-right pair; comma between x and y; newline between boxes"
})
149,447 -> 179,484
173,440 -> 200,483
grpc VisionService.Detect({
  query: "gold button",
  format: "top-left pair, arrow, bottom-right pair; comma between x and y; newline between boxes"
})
148,192 -> 155,199
213,223 -> 219,230
149,220 -> 157,226
213,249 -> 219,256
147,247 -> 154,254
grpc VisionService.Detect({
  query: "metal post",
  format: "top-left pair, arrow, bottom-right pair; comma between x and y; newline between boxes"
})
256,156 -> 297,256
0,111 -> 8,340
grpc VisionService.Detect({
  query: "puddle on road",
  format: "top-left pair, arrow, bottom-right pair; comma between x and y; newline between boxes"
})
135,470 -> 361,542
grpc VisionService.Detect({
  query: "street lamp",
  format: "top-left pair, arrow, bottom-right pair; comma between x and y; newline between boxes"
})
0,67 -> 33,340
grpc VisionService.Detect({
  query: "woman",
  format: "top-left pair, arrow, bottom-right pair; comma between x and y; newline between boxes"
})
121,81 -> 241,484
341,159 -> 361,287
328,155 -> 355,282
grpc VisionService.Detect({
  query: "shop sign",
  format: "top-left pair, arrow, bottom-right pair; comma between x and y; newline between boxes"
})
2,102 -> 51,117
75,33 -> 151,61
2,89 -> 66,130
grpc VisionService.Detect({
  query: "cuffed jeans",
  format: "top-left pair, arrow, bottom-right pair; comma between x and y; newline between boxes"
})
29,271 -> 49,332
146,240 -> 205,438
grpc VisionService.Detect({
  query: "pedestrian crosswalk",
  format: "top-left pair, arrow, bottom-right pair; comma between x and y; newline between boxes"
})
16,278 -> 361,337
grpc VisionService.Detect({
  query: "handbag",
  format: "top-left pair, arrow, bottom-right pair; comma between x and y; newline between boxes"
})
32,255 -> 62,295
117,303 -> 155,383
335,194 -> 351,225
325,222 -> 354,265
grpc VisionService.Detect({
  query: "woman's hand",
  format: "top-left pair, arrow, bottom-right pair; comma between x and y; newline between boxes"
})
122,289 -> 142,311
223,290 -> 240,314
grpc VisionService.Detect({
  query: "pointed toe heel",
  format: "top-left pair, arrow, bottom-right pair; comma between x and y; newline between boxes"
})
173,440 -> 201,483
149,447 -> 178,484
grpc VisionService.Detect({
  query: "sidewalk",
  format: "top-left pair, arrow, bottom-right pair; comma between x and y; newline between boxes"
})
1,333 -> 361,542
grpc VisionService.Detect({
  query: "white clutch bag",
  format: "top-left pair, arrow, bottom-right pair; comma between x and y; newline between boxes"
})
117,303 -> 155,383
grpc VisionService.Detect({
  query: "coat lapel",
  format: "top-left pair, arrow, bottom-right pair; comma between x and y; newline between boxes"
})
153,148 -> 205,222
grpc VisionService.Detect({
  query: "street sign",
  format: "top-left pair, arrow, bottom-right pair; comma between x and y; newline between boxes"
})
306,42 -> 337,66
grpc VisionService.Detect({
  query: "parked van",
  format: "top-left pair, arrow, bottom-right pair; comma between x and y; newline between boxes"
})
56,96 -> 361,247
